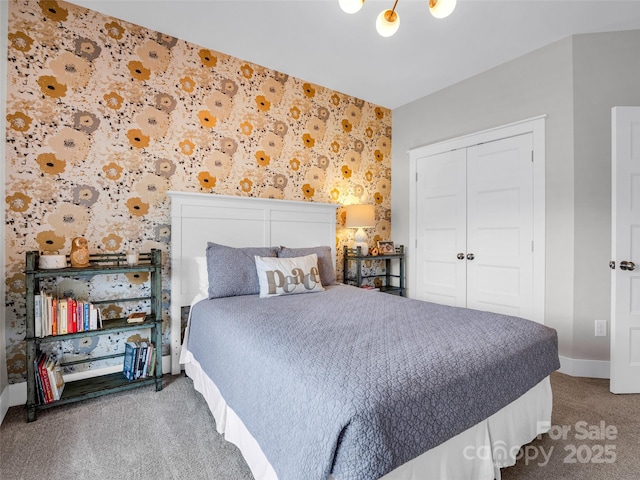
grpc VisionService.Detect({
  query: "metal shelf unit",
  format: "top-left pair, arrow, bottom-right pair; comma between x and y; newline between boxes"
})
24,250 -> 163,422
343,245 -> 405,296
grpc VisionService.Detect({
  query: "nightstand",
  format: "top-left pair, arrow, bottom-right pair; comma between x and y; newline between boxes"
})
343,245 -> 405,296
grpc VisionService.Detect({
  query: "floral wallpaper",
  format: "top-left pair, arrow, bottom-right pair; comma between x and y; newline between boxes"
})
4,0 -> 392,383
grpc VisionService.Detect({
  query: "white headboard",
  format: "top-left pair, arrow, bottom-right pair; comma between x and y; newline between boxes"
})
168,191 -> 338,374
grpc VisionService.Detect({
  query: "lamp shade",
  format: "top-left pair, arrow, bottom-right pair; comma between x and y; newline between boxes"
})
429,0 -> 457,19
345,204 -> 375,228
375,8 -> 400,37
339,0 -> 365,14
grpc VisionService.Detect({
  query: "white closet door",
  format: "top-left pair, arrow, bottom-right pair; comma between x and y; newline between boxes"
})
414,149 -> 467,306
466,133 -> 534,319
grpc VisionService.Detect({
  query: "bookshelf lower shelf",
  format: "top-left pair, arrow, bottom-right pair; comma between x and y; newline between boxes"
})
33,372 -> 162,412
378,286 -> 403,295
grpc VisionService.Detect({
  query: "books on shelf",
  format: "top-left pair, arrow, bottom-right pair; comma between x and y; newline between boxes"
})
122,341 -> 155,381
34,352 -> 65,404
35,291 -> 103,338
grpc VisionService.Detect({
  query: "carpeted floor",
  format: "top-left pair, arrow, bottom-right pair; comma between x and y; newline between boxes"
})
1,372 -> 638,479
0,375 -> 254,480
501,373 -> 640,480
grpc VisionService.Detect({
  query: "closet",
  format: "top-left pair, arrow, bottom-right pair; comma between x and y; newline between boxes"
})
409,128 -> 540,321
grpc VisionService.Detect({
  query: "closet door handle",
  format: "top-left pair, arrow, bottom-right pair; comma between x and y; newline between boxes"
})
457,253 -> 465,260
467,253 -> 475,261
620,261 -> 635,271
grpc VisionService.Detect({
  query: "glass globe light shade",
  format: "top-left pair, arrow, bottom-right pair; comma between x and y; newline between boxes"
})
429,0 -> 457,19
376,9 -> 400,37
339,0 -> 365,14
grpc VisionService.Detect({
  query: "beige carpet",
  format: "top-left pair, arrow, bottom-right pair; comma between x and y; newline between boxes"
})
501,373 -> 640,480
1,372 -> 638,479
0,375 -> 254,480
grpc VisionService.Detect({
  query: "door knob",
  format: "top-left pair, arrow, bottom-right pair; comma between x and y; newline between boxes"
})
609,261 -> 616,270
457,253 -> 465,260
620,261 -> 636,271
467,253 -> 475,261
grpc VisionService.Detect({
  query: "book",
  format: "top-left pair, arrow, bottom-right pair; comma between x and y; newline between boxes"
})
89,304 -> 98,330
75,300 -> 83,333
142,344 -> 153,378
51,297 -> 57,336
123,342 -> 137,381
42,293 -> 51,337
127,312 -> 147,324
147,348 -> 157,378
34,352 -> 47,404
136,342 -> 148,379
34,366 -> 45,404
34,293 -> 42,338
83,302 -> 90,331
37,353 -> 53,403
59,300 -> 67,335
45,356 -> 58,401
69,298 -> 77,334
50,357 -> 65,400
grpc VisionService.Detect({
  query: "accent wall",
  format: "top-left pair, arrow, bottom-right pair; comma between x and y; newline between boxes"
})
4,0 -> 392,383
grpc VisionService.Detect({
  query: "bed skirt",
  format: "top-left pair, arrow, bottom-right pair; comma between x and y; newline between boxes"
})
183,350 -> 552,480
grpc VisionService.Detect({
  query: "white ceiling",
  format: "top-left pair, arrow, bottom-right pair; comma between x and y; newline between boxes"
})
71,0 -> 640,109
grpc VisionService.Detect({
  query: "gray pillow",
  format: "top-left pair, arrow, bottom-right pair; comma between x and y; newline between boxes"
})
278,246 -> 337,285
206,242 -> 279,298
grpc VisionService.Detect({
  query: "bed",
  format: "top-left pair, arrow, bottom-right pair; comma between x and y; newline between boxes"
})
168,191 -> 560,480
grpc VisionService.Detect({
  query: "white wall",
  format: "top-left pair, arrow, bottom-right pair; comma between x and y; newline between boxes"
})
571,30 -> 640,360
392,30 -> 640,368
1,0 -> 10,422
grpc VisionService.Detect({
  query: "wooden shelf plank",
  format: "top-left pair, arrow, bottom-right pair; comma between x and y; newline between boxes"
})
36,373 -> 159,409
33,318 -> 161,344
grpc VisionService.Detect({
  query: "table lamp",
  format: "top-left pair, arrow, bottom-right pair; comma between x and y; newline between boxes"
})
345,204 -> 375,256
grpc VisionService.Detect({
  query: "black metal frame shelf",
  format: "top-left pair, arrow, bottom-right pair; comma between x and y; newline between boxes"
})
343,245 -> 405,296
24,249 -> 163,422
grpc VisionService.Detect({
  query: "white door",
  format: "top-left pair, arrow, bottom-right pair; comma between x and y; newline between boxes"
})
466,134 -> 534,319
415,149 -> 467,306
414,133 -> 534,320
610,106 -> 640,394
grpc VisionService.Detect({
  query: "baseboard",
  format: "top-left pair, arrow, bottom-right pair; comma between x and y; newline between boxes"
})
0,384 -> 12,425
1,381 -> 26,418
1,354 -> 173,417
558,355 -> 610,379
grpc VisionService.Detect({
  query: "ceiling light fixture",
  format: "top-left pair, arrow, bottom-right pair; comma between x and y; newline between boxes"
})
339,0 -> 457,37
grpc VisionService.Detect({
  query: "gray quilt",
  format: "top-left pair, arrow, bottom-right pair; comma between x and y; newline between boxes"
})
188,284 -> 560,480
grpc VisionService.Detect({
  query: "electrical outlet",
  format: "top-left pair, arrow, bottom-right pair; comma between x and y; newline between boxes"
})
595,320 -> 608,337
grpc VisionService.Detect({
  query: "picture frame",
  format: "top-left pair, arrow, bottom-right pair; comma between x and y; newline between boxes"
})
377,240 -> 395,255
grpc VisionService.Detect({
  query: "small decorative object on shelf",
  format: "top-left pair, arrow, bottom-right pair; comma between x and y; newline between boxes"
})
127,312 -> 147,324
126,247 -> 138,266
38,253 -> 67,269
69,237 -> 90,268
377,240 -> 395,255
343,244 -> 405,296
24,249 -> 163,422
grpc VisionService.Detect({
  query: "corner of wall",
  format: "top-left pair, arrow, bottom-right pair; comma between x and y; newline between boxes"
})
1,0 -> 11,418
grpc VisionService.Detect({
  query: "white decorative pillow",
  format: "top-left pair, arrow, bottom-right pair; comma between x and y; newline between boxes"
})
254,254 -> 324,298
278,246 -> 337,285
